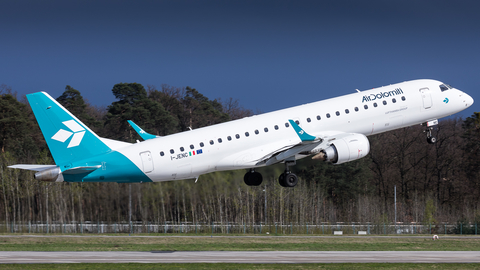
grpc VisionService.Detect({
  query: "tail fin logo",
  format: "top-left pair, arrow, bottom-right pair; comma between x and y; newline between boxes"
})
51,120 -> 86,148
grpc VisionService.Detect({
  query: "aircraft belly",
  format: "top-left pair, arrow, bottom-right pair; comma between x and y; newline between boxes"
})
216,139 -> 297,169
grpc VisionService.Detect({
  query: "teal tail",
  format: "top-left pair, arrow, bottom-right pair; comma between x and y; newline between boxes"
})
27,92 -> 111,167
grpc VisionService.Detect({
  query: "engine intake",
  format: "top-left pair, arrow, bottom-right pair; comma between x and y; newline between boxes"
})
34,167 -> 61,182
312,133 -> 370,164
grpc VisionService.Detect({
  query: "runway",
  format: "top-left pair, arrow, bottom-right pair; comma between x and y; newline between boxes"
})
1,251 -> 480,263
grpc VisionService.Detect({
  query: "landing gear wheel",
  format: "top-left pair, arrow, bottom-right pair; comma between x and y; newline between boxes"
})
424,125 -> 437,144
244,170 -> 263,186
284,173 -> 298,187
278,173 -> 286,187
278,172 -> 298,188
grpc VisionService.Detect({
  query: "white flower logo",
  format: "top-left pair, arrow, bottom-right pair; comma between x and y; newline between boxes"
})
51,120 -> 85,148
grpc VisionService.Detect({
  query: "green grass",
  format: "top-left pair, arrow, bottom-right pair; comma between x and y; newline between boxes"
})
2,235 -> 480,269
1,263 -> 480,270
1,234 -> 480,251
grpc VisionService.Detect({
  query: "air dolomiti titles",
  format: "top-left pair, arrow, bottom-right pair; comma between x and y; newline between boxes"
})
362,88 -> 404,103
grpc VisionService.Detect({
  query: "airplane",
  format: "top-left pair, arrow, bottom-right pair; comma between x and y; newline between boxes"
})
9,79 -> 474,188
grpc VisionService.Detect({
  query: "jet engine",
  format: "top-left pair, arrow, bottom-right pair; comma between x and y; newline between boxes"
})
34,167 -> 61,182
311,133 -> 370,164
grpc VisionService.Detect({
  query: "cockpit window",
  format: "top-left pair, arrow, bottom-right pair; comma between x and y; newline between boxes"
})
439,84 -> 452,92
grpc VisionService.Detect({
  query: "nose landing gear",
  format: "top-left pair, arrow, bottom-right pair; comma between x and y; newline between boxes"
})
426,128 -> 437,144
423,119 -> 438,144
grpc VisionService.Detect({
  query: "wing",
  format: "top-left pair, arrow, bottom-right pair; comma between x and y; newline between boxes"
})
254,120 -> 324,166
252,120 -> 367,166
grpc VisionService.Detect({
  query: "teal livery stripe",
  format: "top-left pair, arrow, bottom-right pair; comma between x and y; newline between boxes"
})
64,151 -> 152,183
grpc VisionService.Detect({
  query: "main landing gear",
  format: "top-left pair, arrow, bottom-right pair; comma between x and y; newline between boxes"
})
244,169 -> 263,186
278,159 -> 298,188
244,159 -> 299,188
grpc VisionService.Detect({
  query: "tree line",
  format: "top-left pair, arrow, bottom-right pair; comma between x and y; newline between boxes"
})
0,83 -> 479,229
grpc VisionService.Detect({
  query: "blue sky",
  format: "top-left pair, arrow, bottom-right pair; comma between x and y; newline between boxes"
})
1,0 -> 479,118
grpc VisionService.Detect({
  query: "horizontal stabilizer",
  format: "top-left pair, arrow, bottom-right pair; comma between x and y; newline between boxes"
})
63,165 -> 102,175
8,164 -> 57,172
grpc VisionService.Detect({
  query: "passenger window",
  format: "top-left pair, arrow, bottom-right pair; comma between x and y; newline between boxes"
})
295,120 -> 300,125
307,118 -> 311,123
235,134 -> 240,139
326,113 -> 331,118
264,127 -> 268,132
392,98 -> 396,103
373,103 -> 378,107
218,138 -> 222,143
180,147 -> 184,152
200,142 -> 204,147
227,136 -> 232,141
245,132 -> 250,137
364,105 -> 368,109
255,130 -> 259,135
190,144 -> 194,149
160,151 -> 164,156
317,115 -> 321,120
383,100 -> 387,105
274,125 -> 279,130
345,109 -> 349,114
336,111 -> 340,116
401,96 -> 406,101
354,107 -> 359,112
285,123 -> 290,127
209,140 -> 214,145
170,149 -> 174,154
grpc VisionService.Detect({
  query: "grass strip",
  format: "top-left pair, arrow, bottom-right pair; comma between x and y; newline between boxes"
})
1,234 -> 480,251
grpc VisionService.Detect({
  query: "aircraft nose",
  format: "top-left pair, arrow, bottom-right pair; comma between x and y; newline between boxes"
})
464,92 -> 474,108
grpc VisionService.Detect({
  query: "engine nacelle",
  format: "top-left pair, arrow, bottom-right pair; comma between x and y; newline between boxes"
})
34,167 -> 61,182
312,133 -> 370,164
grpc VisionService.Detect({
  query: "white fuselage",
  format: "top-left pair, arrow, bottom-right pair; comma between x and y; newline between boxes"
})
112,79 -> 473,181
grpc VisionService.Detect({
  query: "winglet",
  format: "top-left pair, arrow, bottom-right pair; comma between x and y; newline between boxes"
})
127,120 -> 158,140
288,120 -> 316,142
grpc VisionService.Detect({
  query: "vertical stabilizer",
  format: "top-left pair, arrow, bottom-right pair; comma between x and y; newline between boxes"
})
27,92 -> 111,166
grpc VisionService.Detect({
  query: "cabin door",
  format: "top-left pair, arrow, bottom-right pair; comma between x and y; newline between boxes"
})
140,151 -> 154,173
420,88 -> 432,109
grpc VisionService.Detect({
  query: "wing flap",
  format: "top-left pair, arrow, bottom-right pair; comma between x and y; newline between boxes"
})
260,140 -> 324,166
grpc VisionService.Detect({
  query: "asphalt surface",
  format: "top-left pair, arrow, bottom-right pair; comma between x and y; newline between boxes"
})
1,251 -> 480,263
